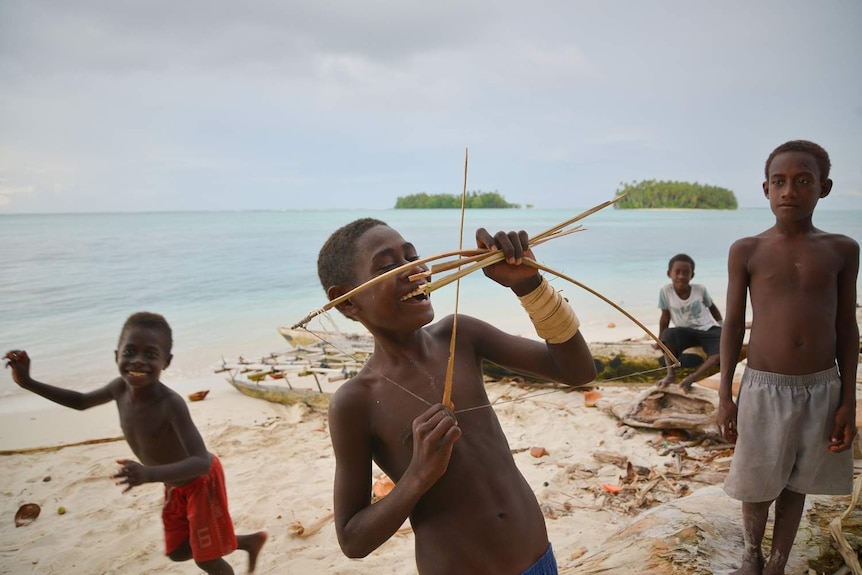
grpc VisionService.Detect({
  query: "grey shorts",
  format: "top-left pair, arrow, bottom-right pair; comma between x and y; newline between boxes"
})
724,365 -> 853,502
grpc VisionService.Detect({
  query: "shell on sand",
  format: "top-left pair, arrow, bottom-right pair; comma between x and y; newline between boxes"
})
601,385 -> 718,432
15,503 -> 40,527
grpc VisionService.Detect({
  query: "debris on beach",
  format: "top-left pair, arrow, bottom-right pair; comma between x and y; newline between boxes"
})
372,474 -> 395,501
14,503 -> 40,527
287,511 -> 335,538
187,390 -> 209,402
562,481 -> 862,575
530,446 -> 550,458
599,385 -> 719,433
537,432 -> 735,520
582,390 -> 601,407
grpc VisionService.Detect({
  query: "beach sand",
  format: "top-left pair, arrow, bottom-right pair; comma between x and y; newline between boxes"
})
1,322 -> 860,574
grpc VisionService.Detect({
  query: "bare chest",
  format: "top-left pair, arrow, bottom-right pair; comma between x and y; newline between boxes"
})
748,241 -> 840,295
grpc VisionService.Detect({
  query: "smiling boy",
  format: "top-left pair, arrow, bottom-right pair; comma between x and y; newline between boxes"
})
5,312 -> 267,574
655,253 -> 723,392
319,218 -> 596,574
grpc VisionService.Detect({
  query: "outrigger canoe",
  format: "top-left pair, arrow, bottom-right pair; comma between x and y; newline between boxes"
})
221,328 -> 749,407
218,329 -> 374,408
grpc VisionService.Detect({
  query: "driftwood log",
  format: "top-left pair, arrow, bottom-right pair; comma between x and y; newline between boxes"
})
563,484 -> 862,575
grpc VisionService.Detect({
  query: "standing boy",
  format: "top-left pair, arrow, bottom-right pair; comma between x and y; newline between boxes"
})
655,253 -> 723,392
718,140 -> 858,575
5,312 -> 267,575
318,219 -> 597,574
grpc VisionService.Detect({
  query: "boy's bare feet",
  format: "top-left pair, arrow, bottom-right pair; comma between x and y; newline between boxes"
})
241,531 -> 268,574
729,552 -> 764,575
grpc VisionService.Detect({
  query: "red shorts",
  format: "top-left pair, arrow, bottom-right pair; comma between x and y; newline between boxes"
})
163,454 -> 238,563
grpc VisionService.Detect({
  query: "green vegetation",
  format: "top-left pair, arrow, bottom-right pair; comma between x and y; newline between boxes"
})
395,190 -> 520,209
614,180 -> 738,209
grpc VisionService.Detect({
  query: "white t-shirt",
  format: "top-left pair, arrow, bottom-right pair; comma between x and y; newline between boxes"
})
658,283 -> 719,331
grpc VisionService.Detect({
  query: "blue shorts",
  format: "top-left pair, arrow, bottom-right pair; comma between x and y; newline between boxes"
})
520,543 -> 557,575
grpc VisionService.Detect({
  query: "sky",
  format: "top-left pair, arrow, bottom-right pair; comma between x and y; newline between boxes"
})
1,1 -> 861,213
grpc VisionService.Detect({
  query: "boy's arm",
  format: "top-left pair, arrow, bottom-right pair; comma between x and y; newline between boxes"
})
329,389 -> 460,558
658,309 -> 670,336
717,240 -> 750,443
652,309 -> 671,350
829,236 -> 859,453
5,350 -> 116,410
473,228 -> 596,387
709,303 -> 723,323
113,393 -> 211,491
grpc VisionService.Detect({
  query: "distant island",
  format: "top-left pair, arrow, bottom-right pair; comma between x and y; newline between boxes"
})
614,180 -> 738,209
395,190 -> 522,209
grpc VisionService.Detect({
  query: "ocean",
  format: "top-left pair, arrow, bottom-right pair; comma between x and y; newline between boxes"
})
1,207 -> 860,397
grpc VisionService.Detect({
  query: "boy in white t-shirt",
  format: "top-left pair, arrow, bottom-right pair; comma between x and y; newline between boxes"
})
654,253 -> 723,392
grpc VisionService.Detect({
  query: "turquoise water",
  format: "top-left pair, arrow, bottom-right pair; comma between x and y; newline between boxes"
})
1,208 -> 860,396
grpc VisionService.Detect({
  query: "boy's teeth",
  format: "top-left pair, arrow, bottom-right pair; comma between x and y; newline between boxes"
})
400,287 -> 425,301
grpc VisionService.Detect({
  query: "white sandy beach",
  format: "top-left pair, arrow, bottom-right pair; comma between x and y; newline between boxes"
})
1,319 -> 860,575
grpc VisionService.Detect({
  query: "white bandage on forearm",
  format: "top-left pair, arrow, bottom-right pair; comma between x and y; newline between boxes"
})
517,277 -> 580,343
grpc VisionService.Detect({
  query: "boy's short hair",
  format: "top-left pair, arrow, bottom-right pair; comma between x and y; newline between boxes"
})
668,253 -> 695,272
119,312 -> 173,353
765,140 -> 831,181
318,218 -> 387,292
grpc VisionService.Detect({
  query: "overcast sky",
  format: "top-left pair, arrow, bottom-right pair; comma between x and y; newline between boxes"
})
1,1 -> 860,213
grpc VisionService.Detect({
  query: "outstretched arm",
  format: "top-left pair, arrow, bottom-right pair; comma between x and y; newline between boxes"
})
5,350 -> 116,410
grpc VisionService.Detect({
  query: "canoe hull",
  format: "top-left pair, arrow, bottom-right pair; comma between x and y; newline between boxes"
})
227,377 -> 331,410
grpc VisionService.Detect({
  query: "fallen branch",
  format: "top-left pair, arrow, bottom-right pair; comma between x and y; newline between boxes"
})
0,436 -> 125,456
288,511 -> 335,538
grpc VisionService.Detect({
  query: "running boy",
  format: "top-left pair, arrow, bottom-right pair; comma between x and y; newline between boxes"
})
5,312 -> 267,575
718,140 -> 858,575
318,219 -> 597,574
655,253 -> 723,392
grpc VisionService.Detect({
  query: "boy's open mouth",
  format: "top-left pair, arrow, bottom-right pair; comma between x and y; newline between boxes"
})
400,286 -> 428,302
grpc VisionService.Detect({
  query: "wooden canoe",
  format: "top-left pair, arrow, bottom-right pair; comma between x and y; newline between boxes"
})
226,376 -> 331,410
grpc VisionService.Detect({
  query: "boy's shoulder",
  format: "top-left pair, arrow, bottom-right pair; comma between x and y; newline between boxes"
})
329,369 -> 375,414
820,230 -> 859,248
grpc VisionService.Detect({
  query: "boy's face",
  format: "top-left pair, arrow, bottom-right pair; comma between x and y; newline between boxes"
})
763,151 -> 832,219
336,225 -> 434,333
667,261 -> 694,292
115,326 -> 172,389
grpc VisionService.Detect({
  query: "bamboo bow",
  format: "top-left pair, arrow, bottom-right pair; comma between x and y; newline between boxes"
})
291,192 -> 681,395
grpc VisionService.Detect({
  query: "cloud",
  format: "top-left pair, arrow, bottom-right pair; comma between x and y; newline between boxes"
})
0,0 -> 860,212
